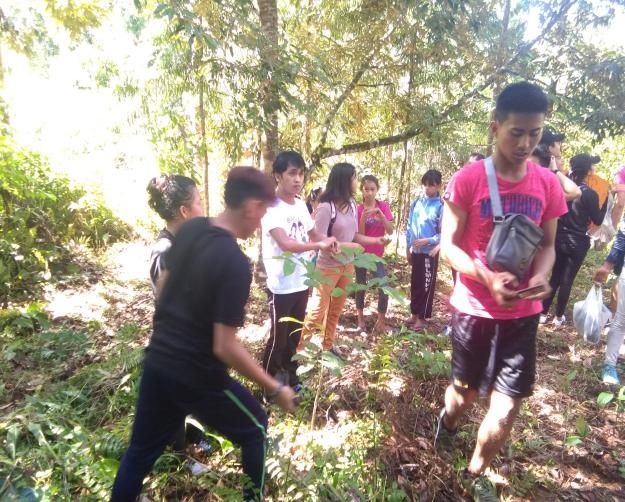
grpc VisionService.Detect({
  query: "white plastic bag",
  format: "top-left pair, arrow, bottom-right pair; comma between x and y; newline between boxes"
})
573,284 -> 612,343
590,193 -> 615,250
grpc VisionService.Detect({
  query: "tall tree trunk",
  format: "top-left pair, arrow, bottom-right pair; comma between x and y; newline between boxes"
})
395,140 -> 409,254
486,0 -> 511,156
258,0 -> 279,173
197,75 -> 210,215
395,48 -> 415,254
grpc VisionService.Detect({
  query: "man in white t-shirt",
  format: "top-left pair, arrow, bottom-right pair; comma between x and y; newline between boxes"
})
261,151 -> 338,391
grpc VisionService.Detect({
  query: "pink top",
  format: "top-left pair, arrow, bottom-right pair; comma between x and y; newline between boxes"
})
357,200 -> 393,257
444,160 -> 568,320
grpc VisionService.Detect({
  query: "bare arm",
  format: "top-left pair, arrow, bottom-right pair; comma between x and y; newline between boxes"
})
353,232 -> 388,247
440,200 -> 518,306
524,218 -> 557,300
612,191 -> 625,226
213,323 -> 295,412
358,209 -> 367,234
269,228 -> 336,253
555,171 -> 581,201
381,214 -> 394,234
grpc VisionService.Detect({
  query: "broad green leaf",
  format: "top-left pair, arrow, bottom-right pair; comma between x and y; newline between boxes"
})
6,423 -> 20,460
282,258 -> 296,277
296,363 -> 315,376
321,351 -> 345,373
27,422 -> 47,447
576,416 -> 590,437
565,435 -> 582,447
331,287 -> 344,297
597,391 -> 615,406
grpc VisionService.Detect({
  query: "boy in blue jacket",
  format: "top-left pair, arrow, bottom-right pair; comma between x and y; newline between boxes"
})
406,169 -> 443,329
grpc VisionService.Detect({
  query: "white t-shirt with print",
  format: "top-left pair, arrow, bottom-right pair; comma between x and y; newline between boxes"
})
262,198 -> 315,294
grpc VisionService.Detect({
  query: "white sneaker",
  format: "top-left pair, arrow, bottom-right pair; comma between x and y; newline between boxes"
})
552,315 -> 566,328
539,314 -> 548,324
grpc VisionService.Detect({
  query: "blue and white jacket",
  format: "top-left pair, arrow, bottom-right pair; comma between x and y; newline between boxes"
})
405,193 -> 443,255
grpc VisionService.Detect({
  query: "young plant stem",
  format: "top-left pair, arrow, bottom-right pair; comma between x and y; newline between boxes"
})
311,365 -> 325,430
280,414 -> 303,499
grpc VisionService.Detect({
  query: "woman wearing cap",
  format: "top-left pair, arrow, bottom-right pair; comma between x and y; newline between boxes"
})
541,154 -> 606,327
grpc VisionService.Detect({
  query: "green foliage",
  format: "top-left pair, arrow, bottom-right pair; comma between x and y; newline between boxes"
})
0,130 -> 132,300
0,322 -> 145,500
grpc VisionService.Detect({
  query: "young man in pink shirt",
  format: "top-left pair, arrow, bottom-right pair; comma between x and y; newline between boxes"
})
437,82 -> 568,501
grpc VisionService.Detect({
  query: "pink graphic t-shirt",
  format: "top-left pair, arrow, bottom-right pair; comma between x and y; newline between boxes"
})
357,200 -> 393,256
444,160 -> 568,320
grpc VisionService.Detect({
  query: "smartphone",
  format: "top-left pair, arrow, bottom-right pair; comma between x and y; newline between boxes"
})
514,285 -> 545,299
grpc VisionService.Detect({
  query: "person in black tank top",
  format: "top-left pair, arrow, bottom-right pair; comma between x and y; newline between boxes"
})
112,167 -> 296,502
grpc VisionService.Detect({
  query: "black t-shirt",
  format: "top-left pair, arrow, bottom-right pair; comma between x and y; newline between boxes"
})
557,183 -> 606,241
145,217 -> 251,389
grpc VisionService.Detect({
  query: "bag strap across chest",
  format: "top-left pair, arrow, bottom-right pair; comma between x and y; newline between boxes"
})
484,156 -> 504,222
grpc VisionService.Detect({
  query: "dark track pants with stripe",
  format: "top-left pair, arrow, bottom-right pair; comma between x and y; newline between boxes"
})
410,253 -> 439,319
262,289 -> 308,386
111,363 -> 267,501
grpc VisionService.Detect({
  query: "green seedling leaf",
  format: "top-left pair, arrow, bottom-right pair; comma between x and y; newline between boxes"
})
282,259 -> 296,277
331,287 -> 344,297
565,435 -> 582,447
566,369 -> 578,383
597,392 -> 615,407
27,422 -> 47,447
576,416 -> 590,437
618,387 -> 625,401
304,340 -> 322,352
278,317 -> 304,325
5,423 -> 20,460
382,286 -> 408,305
345,282 -> 367,294
321,351 -> 345,372
296,363 -> 315,376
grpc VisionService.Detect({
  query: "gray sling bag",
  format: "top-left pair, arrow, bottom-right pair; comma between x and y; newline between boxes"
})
484,157 -> 544,281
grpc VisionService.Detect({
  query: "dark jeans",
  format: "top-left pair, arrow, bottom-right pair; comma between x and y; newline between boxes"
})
262,289 -> 308,386
355,262 -> 388,314
410,253 -> 439,318
111,364 -> 267,502
542,235 -> 590,318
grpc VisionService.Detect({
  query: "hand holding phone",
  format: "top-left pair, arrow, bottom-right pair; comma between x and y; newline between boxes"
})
514,284 -> 546,299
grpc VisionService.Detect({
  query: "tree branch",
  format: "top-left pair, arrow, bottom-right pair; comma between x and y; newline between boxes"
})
315,0 -> 577,161
310,22 -> 399,165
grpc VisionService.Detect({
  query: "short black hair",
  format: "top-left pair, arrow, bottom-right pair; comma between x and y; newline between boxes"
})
495,82 -> 549,122
272,150 -> 306,175
224,166 -> 275,209
531,144 -> 551,167
421,169 -> 442,186
147,174 -> 197,221
361,174 -> 379,189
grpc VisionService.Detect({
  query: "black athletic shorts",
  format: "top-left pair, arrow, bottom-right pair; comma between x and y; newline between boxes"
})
450,311 -> 539,398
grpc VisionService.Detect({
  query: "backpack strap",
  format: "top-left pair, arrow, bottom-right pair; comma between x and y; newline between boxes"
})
484,157 -> 504,222
327,201 -> 337,237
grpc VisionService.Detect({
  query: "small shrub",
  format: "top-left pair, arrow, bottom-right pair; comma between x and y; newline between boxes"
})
0,127 -> 133,301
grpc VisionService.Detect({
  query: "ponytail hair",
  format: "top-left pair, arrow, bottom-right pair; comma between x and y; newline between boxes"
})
147,175 -> 197,221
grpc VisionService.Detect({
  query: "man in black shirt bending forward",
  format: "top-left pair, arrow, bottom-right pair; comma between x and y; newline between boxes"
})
111,167 -> 295,502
